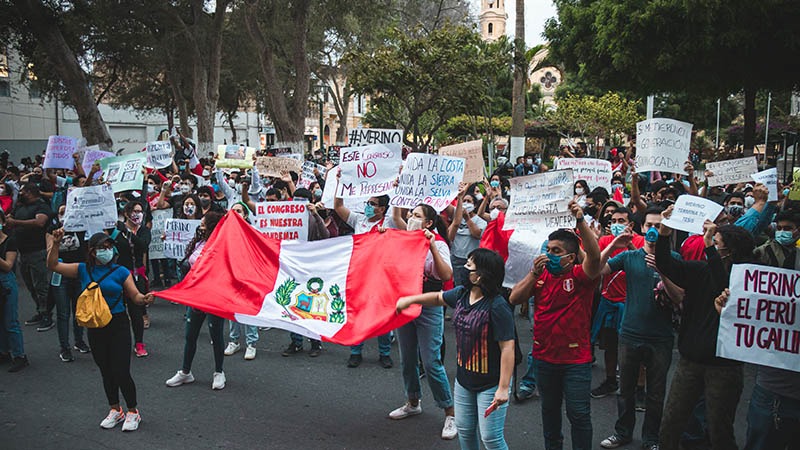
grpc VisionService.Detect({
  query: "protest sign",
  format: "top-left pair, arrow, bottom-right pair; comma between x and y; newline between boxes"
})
62,184 -> 118,233
556,157 -> 613,191
661,194 -> 724,234
252,201 -> 309,241
347,128 -> 403,147
98,153 -> 147,193
255,156 -> 303,177
504,170 -> 576,231
706,156 -> 758,187
635,118 -> 693,174
216,144 -> 256,169
44,135 -> 78,169
163,219 -> 201,260
751,167 -> 778,202
390,153 -> 465,212
298,161 -> 327,189
320,166 -> 365,213
145,141 -> 173,169
81,147 -> 114,180
717,264 -> 800,372
438,140 -> 485,183
337,143 -> 402,198
149,209 -> 171,260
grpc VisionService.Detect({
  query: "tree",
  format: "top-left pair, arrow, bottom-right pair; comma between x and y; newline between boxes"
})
548,92 -> 642,152
509,0 -> 526,160
545,0 -> 800,153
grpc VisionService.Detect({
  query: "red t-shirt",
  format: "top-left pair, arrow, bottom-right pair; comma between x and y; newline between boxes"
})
680,234 -> 707,261
598,234 -> 645,302
532,264 -> 599,364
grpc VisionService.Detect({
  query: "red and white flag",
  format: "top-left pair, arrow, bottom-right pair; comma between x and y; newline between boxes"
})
156,212 -> 428,345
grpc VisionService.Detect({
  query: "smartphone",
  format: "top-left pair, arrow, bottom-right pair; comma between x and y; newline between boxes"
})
484,402 -> 498,418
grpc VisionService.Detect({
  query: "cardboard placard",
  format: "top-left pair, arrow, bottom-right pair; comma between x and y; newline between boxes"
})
163,219 -> 201,260
252,201 -> 309,241
98,153 -> 147,193
337,143 -> 402,198
661,194 -> 724,234
635,118 -> 693,174
62,184 -> 118,232
504,170 -> 576,231
390,153 -> 465,212
556,157 -> 613,192
44,135 -> 78,169
706,157 -> 758,187
347,128 -> 403,147
438,140 -> 485,184
255,156 -> 303,177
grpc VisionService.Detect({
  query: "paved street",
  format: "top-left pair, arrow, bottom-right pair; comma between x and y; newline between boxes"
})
2,286 -> 750,450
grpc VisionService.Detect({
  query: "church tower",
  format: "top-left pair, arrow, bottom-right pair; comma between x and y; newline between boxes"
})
479,0 -> 508,41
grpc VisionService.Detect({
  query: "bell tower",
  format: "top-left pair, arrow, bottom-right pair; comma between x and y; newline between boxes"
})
479,0 -> 508,41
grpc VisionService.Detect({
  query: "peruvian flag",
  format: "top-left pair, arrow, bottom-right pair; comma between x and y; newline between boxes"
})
156,212 -> 428,345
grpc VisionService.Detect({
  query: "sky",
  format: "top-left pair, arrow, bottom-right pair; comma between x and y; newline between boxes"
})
474,0 -> 558,46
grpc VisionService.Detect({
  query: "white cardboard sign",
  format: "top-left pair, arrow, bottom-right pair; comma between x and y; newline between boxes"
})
163,219 -> 201,260
44,135 -> 78,169
751,168 -> 778,202
62,184 -> 118,233
556,157 -> 613,192
706,157 -> 758,187
504,170 -> 576,231
390,153 -> 465,212
252,201 -> 309,241
635,118 -> 693,174
661,194 -> 724,234
146,141 -> 174,169
337,143 -> 402,198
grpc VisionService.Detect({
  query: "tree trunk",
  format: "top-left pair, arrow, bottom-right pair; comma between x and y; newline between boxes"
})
167,68 -> 192,137
227,111 -> 238,143
13,0 -> 113,149
510,0 -> 527,161
332,80 -> 351,145
743,87 -> 756,155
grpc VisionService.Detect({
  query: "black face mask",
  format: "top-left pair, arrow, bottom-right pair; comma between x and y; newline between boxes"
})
199,198 -> 211,208
583,205 -> 598,217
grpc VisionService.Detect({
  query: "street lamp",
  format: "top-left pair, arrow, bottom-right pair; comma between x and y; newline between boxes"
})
312,83 -> 326,157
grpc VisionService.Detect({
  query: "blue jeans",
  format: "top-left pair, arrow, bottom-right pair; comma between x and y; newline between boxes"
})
350,332 -> 392,356
290,332 -> 321,347
533,360 -> 593,450
229,320 -> 259,346
52,277 -> 85,349
744,383 -> 800,450
521,297 -> 537,392
454,380 -> 509,450
0,271 -> 24,357
397,306 -> 453,408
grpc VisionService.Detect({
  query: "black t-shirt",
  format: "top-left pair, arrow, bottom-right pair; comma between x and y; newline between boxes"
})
442,286 -> 515,392
112,222 -> 152,270
48,217 -> 87,264
12,198 -> 52,253
0,234 -> 18,273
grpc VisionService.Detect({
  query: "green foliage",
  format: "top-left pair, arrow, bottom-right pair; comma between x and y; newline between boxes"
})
275,278 -> 299,308
548,92 -> 642,144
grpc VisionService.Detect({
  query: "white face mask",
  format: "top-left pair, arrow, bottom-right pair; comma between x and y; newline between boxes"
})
180,184 -> 191,194
490,208 -> 500,221
228,179 -> 236,189
463,203 -> 475,214
202,170 -> 211,177
575,188 -> 585,196
407,217 -> 424,231
474,193 -> 483,202
744,196 -> 755,208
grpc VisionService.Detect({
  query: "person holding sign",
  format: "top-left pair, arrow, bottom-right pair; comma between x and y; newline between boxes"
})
655,212 -> 755,450
509,201 -> 603,450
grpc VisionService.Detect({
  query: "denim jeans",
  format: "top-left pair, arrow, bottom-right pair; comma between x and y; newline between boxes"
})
229,320 -> 259,346
454,380 -> 509,450
18,249 -> 50,315
182,308 -> 225,373
744,383 -> 800,450
52,277 -> 85,349
290,332 -> 321,347
397,306 -> 453,408
521,297 -> 537,392
350,332 -> 392,356
533,360 -> 593,450
615,338 -> 673,446
0,271 -> 24,357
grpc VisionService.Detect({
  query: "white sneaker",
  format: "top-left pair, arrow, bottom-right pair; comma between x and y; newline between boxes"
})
244,345 -> 256,360
99,408 -> 125,429
388,401 -> 422,420
212,371 -> 226,390
441,415 -> 457,440
223,342 -> 241,356
165,370 -> 195,387
121,411 -> 140,432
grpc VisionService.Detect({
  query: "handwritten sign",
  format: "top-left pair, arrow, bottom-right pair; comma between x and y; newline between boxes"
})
337,143 -> 402,198
320,166 -> 365,213
62,184 -> 118,233
661,194 -> 724,234
44,135 -> 78,169
635,118 -> 693,174
163,219 -> 201,260
504,170 -> 576,231
98,153 -> 147,193
252,201 -> 308,241
789,168 -> 800,201
146,141 -> 173,169
347,128 -> 403,147
751,167 -> 778,202
706,157 -> 758,187
717,264 -> 800,372
298,161 -> 327,189
255,156 -> 303,177
216,144 -> 256,169
81,147 -> 114,180
556,157 -> 612,192
439,140 -> 485,184
390,153 -> 465,212
148,209 -> 171,260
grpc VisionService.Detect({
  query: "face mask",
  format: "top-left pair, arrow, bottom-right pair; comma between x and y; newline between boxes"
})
117,201 -> 127,211
727,205 -> 744,217
95,248 -> 114,265
180,184 -> 191,195
545,252 -> 567,274
610,223 -> 627,237
184,204 -> 196,216
783,188 -> 791,197
611,183 -> 623,192
575,187 -> 585,196
645,226 -> 659,243
130,212 -> 143,224
407,217 -> 424,231
178,165 -> 186,171
744,196 -> 755,208
228,179 -> 236,189
535,157 -> 542,165
202,170 -> 211,177
490,208 -> 500,221
463,203 -> 475,214
314,189 -> 323,199
474,193 -> 483,202
490,180 -> 500,188
775,230 -> 797,246
0,224 -> 4,231
526,158 -> 533,165
199,198 -> 211,208
364,203 -> 376,219
583,205 -> 597,217
147,184 -> 157,194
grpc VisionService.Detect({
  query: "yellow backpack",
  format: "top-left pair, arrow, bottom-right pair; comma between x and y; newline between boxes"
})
76,265 -> 124,328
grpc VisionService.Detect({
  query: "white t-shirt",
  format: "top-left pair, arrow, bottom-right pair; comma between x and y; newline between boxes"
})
346,211 -> 397,235
425,239 -> 452,280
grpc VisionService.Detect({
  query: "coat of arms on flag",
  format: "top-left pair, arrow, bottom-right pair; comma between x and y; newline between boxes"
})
276,277 -> 345,323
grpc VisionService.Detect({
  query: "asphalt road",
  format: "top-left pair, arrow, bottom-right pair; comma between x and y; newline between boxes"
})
1,286 -> 750,450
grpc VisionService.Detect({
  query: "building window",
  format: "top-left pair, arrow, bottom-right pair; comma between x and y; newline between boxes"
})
0,49 -> 9,97
488,23 -> 493,35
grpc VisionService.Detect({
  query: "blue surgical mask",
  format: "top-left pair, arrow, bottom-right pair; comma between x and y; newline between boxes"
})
783,188 -> 791,197
490,180 -> 500,188
645,227 -> 659,243
95,248 -> 114,265
610,223 -> 626,237
775,230 -> 797,246
611,183 -> 623,192
314,189 -> 323,199
364,203 -> 376,219
545,252 -> 566,274
178,165 -> 186,171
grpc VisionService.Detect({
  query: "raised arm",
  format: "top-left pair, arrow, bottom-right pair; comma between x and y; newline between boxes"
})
629,166 -> 648,214
574,201 -> 602,279
332,168 -> 351,223
396,291 -> 445,313
46,229 -> 79,279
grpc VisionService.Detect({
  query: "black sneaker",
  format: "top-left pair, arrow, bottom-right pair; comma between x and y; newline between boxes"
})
281,343 -> 303,357
379,355 -> 393,369
591,379 -> 619,398
36,316 -> 55,332
0,352 -> 11,364
59,347 -> 75,362
347,354 -> 362,368
24,314 -> 43,326
308,342 -> 322,357
635,386 -> 646,412
73,341 -> 91,353
8,356 -> 29,372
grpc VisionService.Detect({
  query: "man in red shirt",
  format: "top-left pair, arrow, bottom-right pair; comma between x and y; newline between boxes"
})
511,201 -> 602,450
